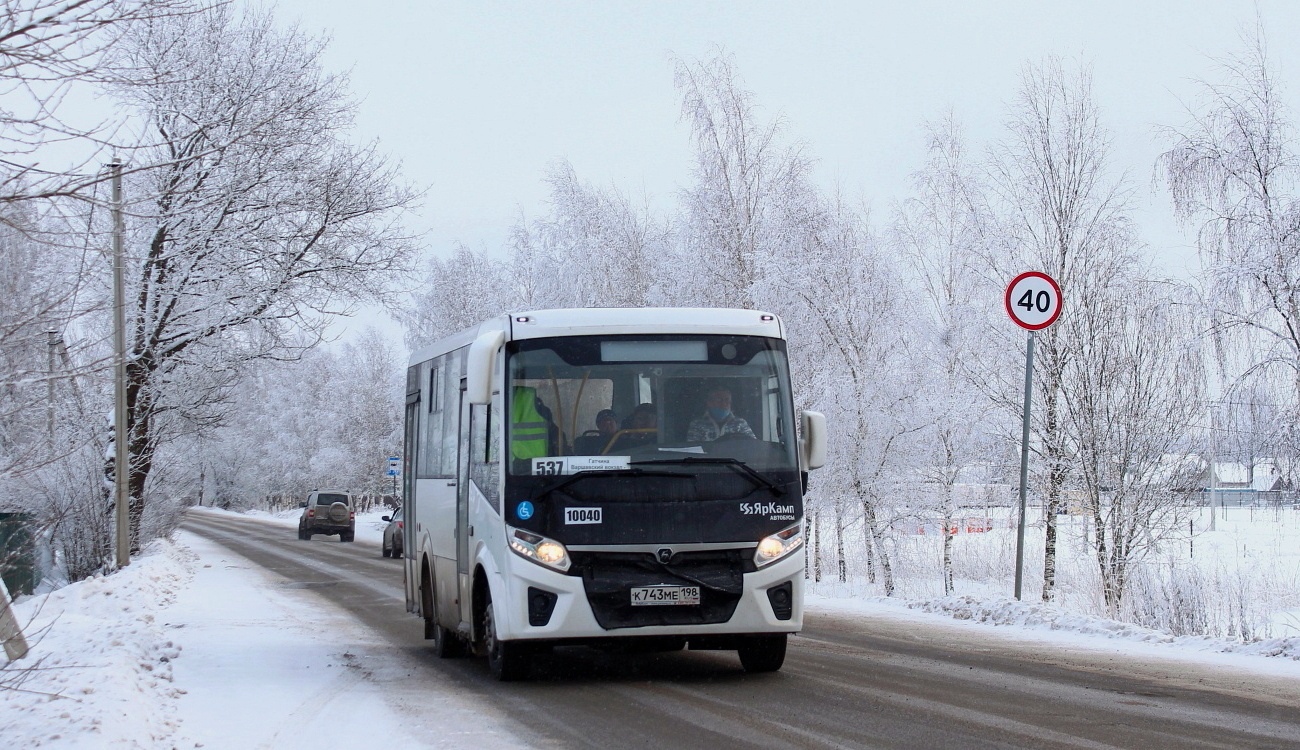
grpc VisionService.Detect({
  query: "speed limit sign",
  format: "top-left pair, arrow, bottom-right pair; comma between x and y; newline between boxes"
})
1005,270 -> 1061,601
1004,271 -> 1062,330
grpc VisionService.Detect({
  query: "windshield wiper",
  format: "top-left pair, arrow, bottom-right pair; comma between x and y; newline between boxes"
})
629,457 -> 786,496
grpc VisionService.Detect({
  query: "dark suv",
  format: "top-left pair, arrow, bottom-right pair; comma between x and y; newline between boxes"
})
298,489 -> 355,542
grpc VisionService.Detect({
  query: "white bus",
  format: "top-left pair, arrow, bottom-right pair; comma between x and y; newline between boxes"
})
400,308 -> 825,680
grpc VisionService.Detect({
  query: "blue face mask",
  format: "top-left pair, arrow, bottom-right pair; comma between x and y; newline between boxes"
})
708,407 -> 730,422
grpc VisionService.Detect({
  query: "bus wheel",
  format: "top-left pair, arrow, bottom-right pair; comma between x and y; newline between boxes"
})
422,570 -> 465,658
421,569 -> 436,639
432,617 -> 465,659
737,634 -> 787,673
483,593 -> 529,681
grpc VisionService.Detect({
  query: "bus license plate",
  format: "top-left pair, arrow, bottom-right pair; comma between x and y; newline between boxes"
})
631,585 -> 700,606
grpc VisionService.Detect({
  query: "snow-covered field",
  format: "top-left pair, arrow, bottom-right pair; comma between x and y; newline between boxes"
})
810,505 -> 1300,642
2,506 -> 1298,748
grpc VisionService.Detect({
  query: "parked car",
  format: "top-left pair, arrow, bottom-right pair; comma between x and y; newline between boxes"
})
382,507 -> 403,558
298,489 -> 355,542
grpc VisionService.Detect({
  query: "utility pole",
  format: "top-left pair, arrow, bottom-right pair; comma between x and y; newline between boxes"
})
111,161 -> 130,569
46,330 -> 58,441
1209,400 -> 1217,532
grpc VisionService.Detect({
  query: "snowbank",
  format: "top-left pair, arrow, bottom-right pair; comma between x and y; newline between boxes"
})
0,526 -> 526,749
0,540 -> 192,747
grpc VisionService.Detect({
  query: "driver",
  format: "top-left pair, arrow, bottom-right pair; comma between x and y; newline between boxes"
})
687,387 -> 754,442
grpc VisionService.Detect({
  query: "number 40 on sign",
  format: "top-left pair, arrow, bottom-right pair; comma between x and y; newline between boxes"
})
1004,271 -> 1062,331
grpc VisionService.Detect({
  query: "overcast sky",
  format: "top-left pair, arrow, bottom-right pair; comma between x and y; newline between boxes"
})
266,1 -> 1300,330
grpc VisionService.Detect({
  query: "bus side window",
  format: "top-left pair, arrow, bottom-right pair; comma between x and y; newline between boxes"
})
440,349 -> 464,476
470,399 -> 501,513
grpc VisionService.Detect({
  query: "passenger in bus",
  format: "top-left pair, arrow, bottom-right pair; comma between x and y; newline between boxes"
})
596,408 -> 619,438
573,409 -> 619,455
687,387 -> 755,442
628,402 -> 657,430
608,402 -> 657,452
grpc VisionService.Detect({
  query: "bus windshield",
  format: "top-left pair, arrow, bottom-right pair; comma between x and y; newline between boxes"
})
505,334 -> 798,478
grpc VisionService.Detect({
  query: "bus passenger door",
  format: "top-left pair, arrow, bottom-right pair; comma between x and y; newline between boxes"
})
402,392 -> 420,612
456,382 -> 473,626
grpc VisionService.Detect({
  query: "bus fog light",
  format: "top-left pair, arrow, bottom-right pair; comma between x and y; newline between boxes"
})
754,522 -> 803,567
508,526 -> 571,572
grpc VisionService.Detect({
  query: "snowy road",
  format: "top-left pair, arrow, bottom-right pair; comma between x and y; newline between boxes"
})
183,511 -> 1300,749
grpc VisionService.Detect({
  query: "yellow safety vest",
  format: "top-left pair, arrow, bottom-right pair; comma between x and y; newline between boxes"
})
511,386 -> 549,460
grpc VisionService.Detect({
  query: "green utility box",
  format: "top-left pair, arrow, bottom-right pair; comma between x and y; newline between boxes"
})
0,513 -> 40,596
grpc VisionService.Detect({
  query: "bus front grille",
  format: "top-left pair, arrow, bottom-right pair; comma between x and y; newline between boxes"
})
570,550 -> 748,630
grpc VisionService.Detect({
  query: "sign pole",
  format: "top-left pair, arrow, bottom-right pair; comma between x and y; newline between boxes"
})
1013,330 -> 1036,601
387,456 -> 401,503
1004,270 -> 1061,602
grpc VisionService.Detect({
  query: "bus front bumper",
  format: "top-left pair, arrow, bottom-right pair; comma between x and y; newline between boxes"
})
496,549 -> 804,642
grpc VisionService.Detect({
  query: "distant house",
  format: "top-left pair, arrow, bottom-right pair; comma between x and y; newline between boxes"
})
913,462 -> 1016,508
1184,459 -> 1287,506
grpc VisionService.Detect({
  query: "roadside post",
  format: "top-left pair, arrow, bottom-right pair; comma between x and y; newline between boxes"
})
0,577 -> 28,662
386,456 -> 401,500
1005,271 -> 1062,601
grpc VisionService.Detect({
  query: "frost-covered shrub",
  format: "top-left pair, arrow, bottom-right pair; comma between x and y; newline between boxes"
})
1124,561 -> 1209,637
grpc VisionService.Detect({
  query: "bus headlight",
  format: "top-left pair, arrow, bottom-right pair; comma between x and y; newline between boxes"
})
508,526 -> 571,573
754,522 -> 803,568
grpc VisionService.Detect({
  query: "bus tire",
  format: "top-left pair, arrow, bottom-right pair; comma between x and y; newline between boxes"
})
737,634 -> 787,673
432,617 -> 465,659
484,593 -> 529,681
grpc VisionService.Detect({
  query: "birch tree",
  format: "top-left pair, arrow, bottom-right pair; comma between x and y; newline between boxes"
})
894,117 -> 1003,594
1161,37 -> 1300,462
1060,275 -> 1204,613
673,52 -> 813,309
105,4 -> 416,548
787,193 -> 921,595
986,59 -> 1136,601
515,161 -> 668,309
402,243 -> 511,350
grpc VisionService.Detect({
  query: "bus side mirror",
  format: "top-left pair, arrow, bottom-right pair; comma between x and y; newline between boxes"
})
800,410 -> 826,470
466,330 -> 504,405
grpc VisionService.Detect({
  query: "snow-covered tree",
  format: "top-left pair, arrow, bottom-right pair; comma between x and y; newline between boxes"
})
402,243 -> 511,351
0,0 -> 191,205
893,117 -> 1004,594
104,4 -> 416,549
0,200 -> 114,586
672,52 -> 814,309
786,192 -> 922,594
985,59 -> 1137,601
192,328 -> 403,510
516,161 -> 668,309
1161,35 -> 1300,482
1061,275 -> 1205,613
